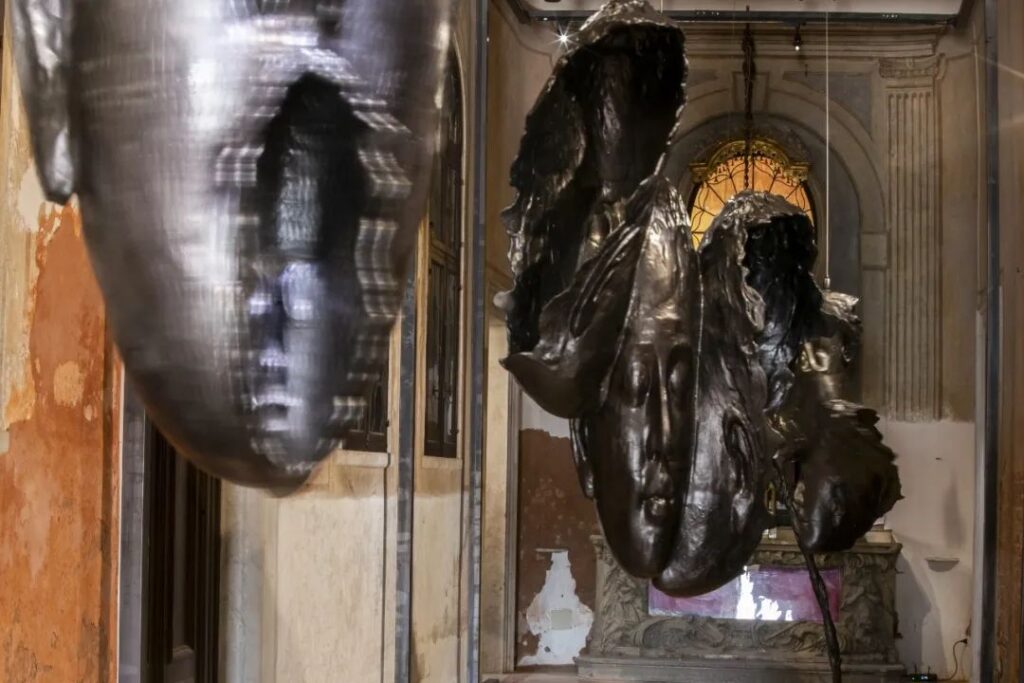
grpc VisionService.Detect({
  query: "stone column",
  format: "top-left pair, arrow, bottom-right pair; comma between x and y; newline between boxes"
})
880,55 -> 943,420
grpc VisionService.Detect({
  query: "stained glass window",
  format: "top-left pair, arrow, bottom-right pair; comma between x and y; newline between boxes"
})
688,146 -> 814,247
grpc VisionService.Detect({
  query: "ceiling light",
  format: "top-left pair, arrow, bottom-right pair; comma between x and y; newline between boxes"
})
556,24 -> 572,47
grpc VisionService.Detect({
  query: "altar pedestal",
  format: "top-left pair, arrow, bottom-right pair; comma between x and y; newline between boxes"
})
578,531 -> 905,682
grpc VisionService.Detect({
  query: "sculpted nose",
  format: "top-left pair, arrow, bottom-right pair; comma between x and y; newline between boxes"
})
646,375 -> 672,463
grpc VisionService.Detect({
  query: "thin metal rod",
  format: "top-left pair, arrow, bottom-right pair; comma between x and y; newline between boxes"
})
774,460 -> 842,683
117,382 -> 148,683
394,271 -> 417,683
824,6 -> 831,290
742,23 -> 755,190
464,0 -> 490,680
979,0 -> 1000,679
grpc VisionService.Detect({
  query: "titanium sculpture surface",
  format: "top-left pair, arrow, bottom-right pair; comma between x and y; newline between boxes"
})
13,0 -> 451,490
499,0 -> 901,603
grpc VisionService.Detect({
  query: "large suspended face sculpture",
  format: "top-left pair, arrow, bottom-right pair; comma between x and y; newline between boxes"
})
500,0 -> 901,596
13,0 -> 452,490
570,179 -> 699,579
495,0 -> 692,578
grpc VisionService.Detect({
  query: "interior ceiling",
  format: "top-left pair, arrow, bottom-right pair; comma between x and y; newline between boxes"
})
511,0 -> 965,21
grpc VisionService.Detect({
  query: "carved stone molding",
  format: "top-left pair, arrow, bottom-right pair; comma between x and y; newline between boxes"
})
587,534 -> 902,666
879,55 -> 943,81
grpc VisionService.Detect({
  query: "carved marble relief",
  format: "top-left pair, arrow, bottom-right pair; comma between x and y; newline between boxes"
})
588,534 -> 901,665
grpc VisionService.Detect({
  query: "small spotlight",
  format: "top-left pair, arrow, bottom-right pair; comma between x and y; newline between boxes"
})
556,26 -> 571,46
793,24 -> 803,52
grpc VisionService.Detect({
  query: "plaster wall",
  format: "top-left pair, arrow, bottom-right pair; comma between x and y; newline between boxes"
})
0,9 -> 122,681
882,420 -> 976,678
486,4 -> 985,678
219,461 -> 392,683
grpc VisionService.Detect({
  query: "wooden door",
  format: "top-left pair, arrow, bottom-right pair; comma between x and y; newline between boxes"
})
142,425 -> 221,683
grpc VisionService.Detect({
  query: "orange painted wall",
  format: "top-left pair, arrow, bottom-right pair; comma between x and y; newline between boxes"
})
0,202 -> 121,683
0,10 -> 122,677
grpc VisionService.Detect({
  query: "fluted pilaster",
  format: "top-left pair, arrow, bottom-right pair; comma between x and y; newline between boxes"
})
881,56 -> 942,420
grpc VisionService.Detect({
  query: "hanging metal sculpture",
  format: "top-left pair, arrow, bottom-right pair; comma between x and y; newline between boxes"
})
499,2 -> 901,680
12,0 -> 452,490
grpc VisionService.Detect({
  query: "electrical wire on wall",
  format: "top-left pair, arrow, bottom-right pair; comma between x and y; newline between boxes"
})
938,638 -> 969,681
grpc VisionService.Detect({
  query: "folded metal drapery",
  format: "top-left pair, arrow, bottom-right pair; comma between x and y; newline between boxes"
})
500,0 -> 901,603
12,0 -> 452,490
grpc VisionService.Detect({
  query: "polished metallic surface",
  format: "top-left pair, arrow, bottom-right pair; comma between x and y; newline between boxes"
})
13,0 -> 451,490
500,0 -> 900,597
575,177 -> 699,579
721,194 -> 902,557
652,191 -> 776,597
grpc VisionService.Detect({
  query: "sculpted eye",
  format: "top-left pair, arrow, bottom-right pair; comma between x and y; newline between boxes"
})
668,350 -> 693,397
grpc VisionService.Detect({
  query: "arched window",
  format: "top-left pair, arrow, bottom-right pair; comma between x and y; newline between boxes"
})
424,51 -> 464,458
688,140 -> 814,246
345,53 -> 464,456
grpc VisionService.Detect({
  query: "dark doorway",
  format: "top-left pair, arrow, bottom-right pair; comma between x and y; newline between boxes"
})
141,423 -> 221,683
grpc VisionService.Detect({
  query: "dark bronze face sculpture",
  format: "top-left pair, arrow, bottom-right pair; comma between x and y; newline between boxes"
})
571,177 -> 699,579
500,1 -> 901,611
496,0 -> 692,579
498,0 -> 688,389
13,0 -> 452,490
653,192 -> 777,597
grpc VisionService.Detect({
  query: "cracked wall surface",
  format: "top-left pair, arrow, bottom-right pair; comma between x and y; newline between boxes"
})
0,10 -> 121,682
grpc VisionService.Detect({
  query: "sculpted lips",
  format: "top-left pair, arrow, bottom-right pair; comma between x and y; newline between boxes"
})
641,458 -> 676,523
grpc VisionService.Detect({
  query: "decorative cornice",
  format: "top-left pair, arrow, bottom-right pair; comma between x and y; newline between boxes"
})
879,54 -> 943,80
505,0 -> 961,26
684,25 -> 942,60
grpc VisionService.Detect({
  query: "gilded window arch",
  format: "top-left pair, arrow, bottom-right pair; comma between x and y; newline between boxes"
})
688,139 -> 815,246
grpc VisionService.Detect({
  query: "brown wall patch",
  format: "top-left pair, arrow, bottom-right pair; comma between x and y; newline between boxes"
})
515,428 -> 599,667
0,203 -> 119,683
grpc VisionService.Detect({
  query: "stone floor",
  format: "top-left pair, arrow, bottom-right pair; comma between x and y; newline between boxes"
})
484,672 -> 607,683
484,676 -> 579,682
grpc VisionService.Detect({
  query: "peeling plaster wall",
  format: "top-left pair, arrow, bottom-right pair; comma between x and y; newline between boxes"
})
514,430 -> 598,667
518,550 -> 593,667
0,13 -> 122,680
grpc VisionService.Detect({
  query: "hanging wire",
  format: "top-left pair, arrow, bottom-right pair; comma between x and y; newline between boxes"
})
823,5 -> 832,290
742,23 -> 756,190
730,0 -> 739,161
